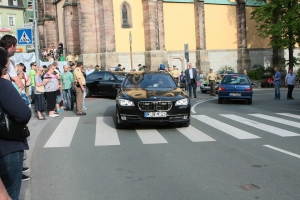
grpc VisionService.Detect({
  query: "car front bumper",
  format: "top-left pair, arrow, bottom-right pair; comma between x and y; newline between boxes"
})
117,105 -> 190,125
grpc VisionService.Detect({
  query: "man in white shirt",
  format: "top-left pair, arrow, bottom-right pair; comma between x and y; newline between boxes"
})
285,69 -> 296,99
0,35 -> 23,91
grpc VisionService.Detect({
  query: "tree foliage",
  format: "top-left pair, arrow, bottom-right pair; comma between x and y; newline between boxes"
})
251,0 -> 300,70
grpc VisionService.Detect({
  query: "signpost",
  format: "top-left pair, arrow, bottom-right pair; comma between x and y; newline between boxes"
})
129,31 -> 133,70
184,44 -> 189,70
23,23 -> 33,28
17,28 -> 33,45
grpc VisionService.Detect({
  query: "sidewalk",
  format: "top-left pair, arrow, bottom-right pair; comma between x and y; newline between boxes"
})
19,98 -> 97,200
19,108 -> 54,200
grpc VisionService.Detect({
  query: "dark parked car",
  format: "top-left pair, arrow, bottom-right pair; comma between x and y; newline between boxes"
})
85,71 -> 126,97
114,71 -> 191,129
218,74 -> 253,104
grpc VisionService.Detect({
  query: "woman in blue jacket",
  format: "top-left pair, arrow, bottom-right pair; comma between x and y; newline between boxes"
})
0,47 -> 31,200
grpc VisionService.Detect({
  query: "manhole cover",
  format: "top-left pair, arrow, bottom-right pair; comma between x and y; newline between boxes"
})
83,122 -> 92,124
240,184 -> 260,191
252,165 -> 261,168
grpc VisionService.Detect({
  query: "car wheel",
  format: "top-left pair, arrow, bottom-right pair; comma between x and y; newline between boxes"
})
218,98 -> 223,104
85,87 -> 91,97
247,98 -> 252,105
201,91 -> 207,93
115,110 -> 125,129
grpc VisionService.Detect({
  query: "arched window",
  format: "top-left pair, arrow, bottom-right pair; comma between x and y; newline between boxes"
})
121,2 -> 132,28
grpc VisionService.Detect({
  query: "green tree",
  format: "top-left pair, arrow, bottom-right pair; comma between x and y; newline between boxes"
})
251,0 -> 300,70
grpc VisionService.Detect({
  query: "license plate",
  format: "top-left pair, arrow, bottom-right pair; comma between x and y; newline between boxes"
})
144,112 -> 167,118
229,93 -> 241,96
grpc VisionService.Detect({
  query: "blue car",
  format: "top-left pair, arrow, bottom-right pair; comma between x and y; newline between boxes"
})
218,74 -> 253,104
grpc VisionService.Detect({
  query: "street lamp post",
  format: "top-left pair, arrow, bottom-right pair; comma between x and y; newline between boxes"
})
32,0 -> 40,66
129,31 -> 133,70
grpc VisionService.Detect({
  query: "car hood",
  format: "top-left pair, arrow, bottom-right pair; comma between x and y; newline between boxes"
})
120,88 -> 188,100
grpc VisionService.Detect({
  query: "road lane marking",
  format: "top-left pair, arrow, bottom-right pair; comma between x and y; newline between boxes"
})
95,117 -> 120,146
276,113 -> 300,120
264,145 -> 300,159
177,126 -> 216,142
249,114 -> 300,129
136,129 -> 168,144
220,114 -> 300,137
44,117 -> 79,148
192,115 -> 260,139
191,99 -> 213,113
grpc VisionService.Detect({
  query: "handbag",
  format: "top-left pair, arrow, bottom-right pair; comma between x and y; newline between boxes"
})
36,85 -> 45,93
25,77 -> 32,86
0,106 -> 30,141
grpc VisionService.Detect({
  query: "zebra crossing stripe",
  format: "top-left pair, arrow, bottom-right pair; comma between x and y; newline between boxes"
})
220,114 -> 300,137
192,115 -> 260,139
264,145 -> 300,159
44,117 -> 80,148
276,113 -> 300,120
95,117 -> 120,146
177,126 -> 216,142
136,129 -> 168,144
250,114 -> 300,129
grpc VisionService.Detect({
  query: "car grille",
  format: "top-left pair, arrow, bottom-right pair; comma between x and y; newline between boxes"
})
138,101 -> 172,111
138,102 -> 155,111
156,102 -> 172,111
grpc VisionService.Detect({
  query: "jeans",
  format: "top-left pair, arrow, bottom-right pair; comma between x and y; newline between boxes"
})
188,79 -> 197,97
82,90 -> 86,108
0,151 -> 24,200
31,86 -> 35,100
274,84 -> 280,99
63,88 -> 74,109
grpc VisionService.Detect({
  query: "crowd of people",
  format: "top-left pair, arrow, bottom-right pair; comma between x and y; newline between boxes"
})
0,34 -> 89,200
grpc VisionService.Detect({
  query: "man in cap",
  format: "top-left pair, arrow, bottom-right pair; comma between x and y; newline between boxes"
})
207,68 -> 217,96
73,61 -> 86,115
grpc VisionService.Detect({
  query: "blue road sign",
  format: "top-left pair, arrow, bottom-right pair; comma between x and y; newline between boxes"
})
17,28 -> 33,45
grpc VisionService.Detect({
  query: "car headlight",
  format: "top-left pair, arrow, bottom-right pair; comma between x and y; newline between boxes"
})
175,98 -> 189,106
118,99 -> 135,106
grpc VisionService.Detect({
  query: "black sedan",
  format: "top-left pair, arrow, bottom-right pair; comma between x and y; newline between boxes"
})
85,71 -> 126,97
114,71 -> 191,129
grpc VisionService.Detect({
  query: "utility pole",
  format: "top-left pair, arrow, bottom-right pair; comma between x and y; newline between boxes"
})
129,31 -> 133,70
32,0 -> 40,65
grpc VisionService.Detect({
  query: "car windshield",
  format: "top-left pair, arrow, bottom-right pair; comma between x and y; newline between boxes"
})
123,73 -> 177,88
221,75 -> 250,85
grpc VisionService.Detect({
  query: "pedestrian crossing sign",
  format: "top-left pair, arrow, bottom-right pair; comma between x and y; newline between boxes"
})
17,28 -> 33,45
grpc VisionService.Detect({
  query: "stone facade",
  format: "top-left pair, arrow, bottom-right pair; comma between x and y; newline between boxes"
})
79,48 -> 300,75
37,0 -> 292,72
77,0 -> 98,54
194,0 -> 210,73
63,2 -> 80,55
236,0 -> 250,73
38,0 -> 58,49
98,0 -> 116,53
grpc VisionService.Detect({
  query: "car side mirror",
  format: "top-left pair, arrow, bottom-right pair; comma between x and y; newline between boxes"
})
98,77 -> 102,80
251,82 -> 255,85
113,84 -> 121,89
109,78 -> 115,81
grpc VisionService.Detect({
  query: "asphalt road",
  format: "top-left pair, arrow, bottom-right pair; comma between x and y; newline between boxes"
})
22,88 -> 300,200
